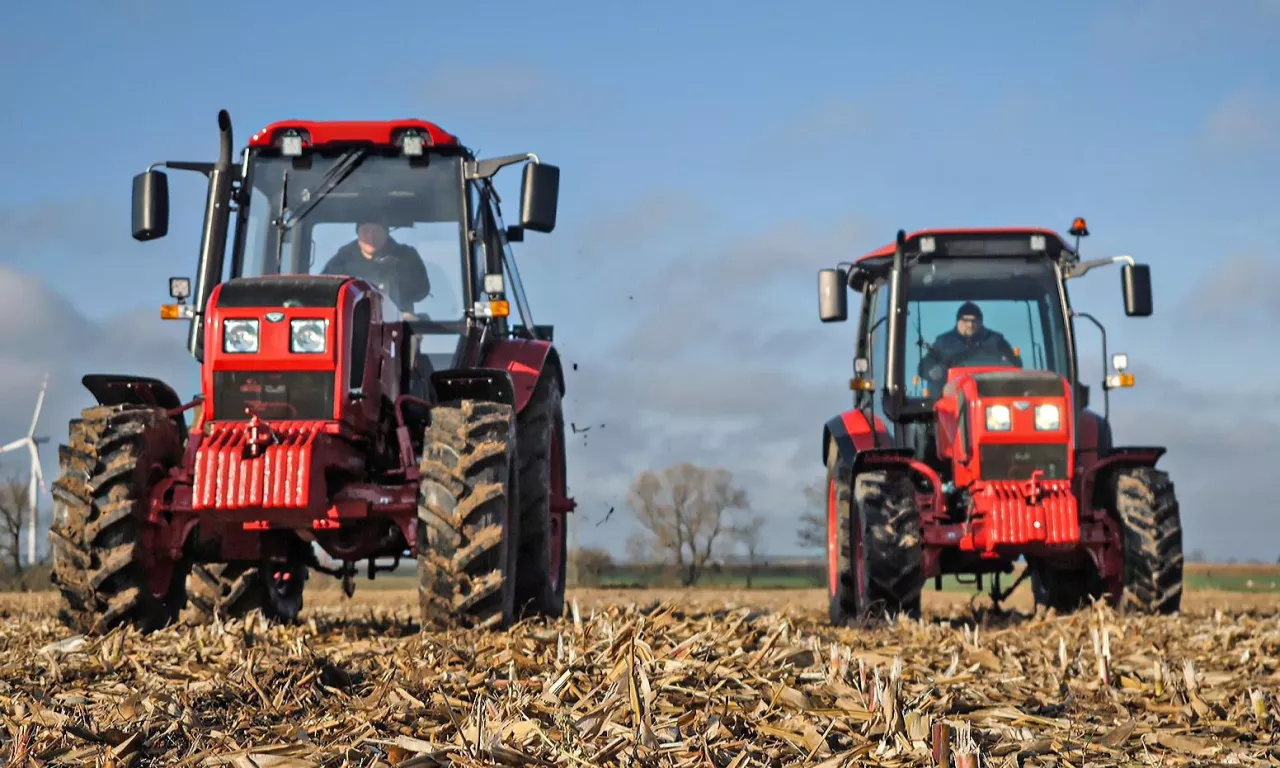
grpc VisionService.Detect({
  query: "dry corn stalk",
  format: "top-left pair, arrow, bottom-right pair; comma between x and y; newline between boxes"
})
953,721 -> 981,768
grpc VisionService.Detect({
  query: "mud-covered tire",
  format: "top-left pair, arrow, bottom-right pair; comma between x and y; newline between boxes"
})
514,372 -> 566,619
1112,467 -> 1183,614
48,406 -> 187,635
182,560 -> 307,625
852,470 -> 924,621
825,446 -> 856,626
417,400 -> 520,630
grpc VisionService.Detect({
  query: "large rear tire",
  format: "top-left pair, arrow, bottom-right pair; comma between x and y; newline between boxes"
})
417,400 -> 520,630
852,469 -> 924,621
1112,467 -> 1183,614
514,372 -> 566,619
48,406 -> 187,635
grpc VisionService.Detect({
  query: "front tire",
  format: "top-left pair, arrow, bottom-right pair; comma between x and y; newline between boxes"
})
417,400 -> 520,630
48,406 -> 187,635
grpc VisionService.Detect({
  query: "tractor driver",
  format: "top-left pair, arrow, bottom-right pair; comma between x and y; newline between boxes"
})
321,218 -> 432,311
917,301 -> 1020,390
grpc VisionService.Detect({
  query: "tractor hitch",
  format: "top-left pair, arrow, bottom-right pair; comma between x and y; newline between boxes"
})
244,408 -> 281,458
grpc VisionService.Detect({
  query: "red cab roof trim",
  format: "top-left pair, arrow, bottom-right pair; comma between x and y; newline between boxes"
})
855,227 -> 1070,263
247,119 -> 459,149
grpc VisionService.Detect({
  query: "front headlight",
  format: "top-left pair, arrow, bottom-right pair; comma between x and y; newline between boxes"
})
290,319 -> 328,354
985,404 -> 1012,431
223,319 -> 259,353
1035,404 -> 1061,431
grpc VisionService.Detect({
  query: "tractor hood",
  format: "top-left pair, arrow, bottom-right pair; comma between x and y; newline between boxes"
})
934,366 -> 1074,485
215,275 -> 346,309
964,369 -> 1067,399
200,276 -> 345,423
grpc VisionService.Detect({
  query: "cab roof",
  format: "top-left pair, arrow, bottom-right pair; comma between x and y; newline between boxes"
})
247,119 -> 460,150
855,227 -> 1076,263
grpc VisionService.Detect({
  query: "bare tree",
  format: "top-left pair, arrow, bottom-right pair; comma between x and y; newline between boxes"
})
625,532 -> 654,564
730,514 -> 766,588
628,462 -> 749,586
0,472 -> 30,575
795,479 -> 825,550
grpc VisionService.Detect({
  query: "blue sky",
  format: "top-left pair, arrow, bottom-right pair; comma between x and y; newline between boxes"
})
1,0 -> 1278,563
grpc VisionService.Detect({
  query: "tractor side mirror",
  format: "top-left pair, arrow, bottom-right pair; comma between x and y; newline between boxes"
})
132,169 -> 170,241
1122,263 -> 1152,317
818,268 -> 848,322
519,162 -> 559,234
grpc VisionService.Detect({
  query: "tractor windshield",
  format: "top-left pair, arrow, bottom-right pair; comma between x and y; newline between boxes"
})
233,149 -> 470,369
235,150 -> 467,319
897,257 -> 1071,399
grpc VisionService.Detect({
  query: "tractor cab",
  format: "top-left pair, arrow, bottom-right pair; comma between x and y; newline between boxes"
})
135,116 -> 559,419
230,135 -> 474,376
139,120 -> 558,375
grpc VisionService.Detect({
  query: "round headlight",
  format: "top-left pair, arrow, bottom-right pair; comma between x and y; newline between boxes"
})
290,319 -> 328,354
985,404 -> 1012,431
1035,404 -> 1061,431
223,319 -> 259,354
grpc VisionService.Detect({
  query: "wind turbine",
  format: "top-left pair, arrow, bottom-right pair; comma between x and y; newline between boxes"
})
0,374 -> 49,566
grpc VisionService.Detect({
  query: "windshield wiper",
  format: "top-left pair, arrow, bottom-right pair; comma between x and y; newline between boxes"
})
271,148 -> 368,274
272,170 -> 290,272
279,147 -> 370,232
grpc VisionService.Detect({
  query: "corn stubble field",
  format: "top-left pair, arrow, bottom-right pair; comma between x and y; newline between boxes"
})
1,585 -> 1278,767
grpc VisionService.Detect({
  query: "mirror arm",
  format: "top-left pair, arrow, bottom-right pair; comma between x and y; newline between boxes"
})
147,160 -> 218,178
468,152 -> 541,181
1065,254 -> 1135,280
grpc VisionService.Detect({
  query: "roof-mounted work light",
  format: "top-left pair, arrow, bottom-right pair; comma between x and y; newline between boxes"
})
402,131 -> 425,157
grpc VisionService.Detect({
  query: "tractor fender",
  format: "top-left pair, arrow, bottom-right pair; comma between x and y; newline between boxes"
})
81,374 -> 190,444
430,368 -> 517,408
1079,446 -> 1166,505
821,409 -> 891,468
482,338 -> 564,414
823,411 -> 943,502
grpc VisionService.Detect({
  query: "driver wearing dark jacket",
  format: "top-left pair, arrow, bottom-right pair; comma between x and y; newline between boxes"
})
918,301 -> 1020,387
321,219 -> 431,310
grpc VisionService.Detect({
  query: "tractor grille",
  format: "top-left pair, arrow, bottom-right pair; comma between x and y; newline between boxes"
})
212,371 -> 335,421
979,443 -> 1068,481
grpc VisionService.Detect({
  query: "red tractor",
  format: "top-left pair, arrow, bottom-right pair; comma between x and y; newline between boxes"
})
817,222 -> 1183,624
49,110 -> 575,634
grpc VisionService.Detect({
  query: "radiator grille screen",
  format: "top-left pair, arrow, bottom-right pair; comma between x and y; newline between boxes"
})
212,371 -> 334,421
